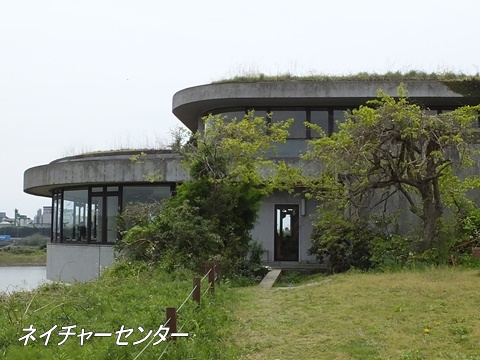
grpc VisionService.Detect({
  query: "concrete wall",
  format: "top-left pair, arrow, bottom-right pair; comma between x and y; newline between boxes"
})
251,191 -> 318,263
46,243 -> 114,283
173,80 -> 476,131
24,151 -> 188,197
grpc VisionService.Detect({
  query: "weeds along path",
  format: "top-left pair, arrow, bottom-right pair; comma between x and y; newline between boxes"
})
230,268 -> 480,360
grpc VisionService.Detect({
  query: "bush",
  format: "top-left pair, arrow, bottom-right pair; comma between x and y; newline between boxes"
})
14,234 -> 49,247
309,216 -> 379,273
117,180 -> 264,277
2,246 -> 37,255
118,200 -> 221,267
117,113 -> 290,278
370,233 -> 419,270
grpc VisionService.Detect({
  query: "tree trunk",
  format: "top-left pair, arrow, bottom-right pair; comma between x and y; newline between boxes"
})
420,205 -> 437,252
419,183 -> 442,252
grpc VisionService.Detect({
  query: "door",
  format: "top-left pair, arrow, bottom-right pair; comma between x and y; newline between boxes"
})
274,205 -> 299,261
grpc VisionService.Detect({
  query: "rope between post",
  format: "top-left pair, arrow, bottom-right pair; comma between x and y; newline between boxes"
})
177,285 -> 198,312
202,282 -> 212,297
201,268 -> 212,281
133,317 -> 170,360
156,342 -> 171,360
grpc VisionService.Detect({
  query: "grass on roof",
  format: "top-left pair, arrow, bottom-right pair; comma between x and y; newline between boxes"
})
213,70 -> 480,84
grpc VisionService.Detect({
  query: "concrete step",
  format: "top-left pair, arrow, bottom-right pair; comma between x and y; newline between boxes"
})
259,269 -> 282,288
263,262 -> 328,274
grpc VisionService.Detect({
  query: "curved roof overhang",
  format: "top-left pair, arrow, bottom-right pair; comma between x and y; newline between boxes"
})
172,80 -> 480,131
24,151 -> 188,197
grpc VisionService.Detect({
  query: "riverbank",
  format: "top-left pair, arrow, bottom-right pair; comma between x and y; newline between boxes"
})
0,263 -> 46,266
0,249 -> 46,265
0,262 -> 238,359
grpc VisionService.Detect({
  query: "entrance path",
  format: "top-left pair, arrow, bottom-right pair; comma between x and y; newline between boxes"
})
258,269 -> 282,288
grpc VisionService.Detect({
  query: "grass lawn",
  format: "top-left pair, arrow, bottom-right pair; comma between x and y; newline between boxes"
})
0,262 -> 239,359
2,262 -> 480,359
230,267 -> 480,360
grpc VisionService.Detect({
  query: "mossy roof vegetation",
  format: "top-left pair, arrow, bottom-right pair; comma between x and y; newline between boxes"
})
214,70 -> 480,83
213,71 -> 480,98
51,148 -> 173,164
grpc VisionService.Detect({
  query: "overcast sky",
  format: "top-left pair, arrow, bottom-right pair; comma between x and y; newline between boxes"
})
1,0 -> 479,219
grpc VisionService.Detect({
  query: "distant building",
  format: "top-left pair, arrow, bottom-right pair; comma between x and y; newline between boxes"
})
34,206 -> 52,225
0,221 -> 10,228
0,214 -> 14,226
42,206 -> 52,225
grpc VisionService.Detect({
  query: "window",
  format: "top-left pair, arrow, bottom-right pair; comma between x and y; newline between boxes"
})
271,110 -> 306,139
210,108 -> 246,122
90,196 -> 103,242
52,191 -> 61,243
203,106 -> 355,139
310,110 -> 329,137
123,186 -> 171,206
333,110 -> 347,133
50,184 -> 172,245
107,196 -> 119,242
63,190 -> 88,242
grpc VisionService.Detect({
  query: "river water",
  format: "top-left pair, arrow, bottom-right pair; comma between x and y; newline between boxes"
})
0,266 -> 49,294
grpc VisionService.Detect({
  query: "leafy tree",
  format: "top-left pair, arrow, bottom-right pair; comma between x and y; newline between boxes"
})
118,111 -> 291,275
305,85 -> 480,253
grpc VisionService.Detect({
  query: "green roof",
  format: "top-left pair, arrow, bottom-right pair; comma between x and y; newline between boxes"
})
213,71 -> 480,84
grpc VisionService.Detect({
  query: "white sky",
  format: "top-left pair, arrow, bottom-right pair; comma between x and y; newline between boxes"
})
1,0 -> 479,219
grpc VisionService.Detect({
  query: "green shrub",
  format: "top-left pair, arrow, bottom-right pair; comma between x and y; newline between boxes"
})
6,247 -> 37,255
15,234 -> 49,247
117,181 -> 264,277
309,217 -> 378,273
370,234 -> 419,270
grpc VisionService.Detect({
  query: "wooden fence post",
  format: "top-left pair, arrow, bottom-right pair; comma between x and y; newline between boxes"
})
202,261 -> 216,294
203,261 -> 210,276
208,262 -> 215,294
192,277 -> 201,305
166,307 -> 177,341
213,260 -> 220,283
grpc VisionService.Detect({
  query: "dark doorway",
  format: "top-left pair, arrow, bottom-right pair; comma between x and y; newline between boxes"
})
274,205 -> 299,261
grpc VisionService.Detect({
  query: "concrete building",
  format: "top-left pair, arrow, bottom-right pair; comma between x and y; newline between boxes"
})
24,150 -> 187,282
24,78 -> 480,282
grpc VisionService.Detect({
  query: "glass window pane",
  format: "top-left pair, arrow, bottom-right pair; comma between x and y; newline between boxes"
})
62,196 -> 74,242
205,109 -> 247,130
75,203 -> 87,242
107,196 -> 119,242
52,193 -> 60,242
216,110 -> 246,122
91,197 -> 103,242
272,110 -> 306,139
63,190 -> 88,242
333,110 -> 347,133
210,108 -> 245,122
123,186 -> 171,206
247,110 -> 267,121
107,186 -> 119,192
311,111 -> 329,137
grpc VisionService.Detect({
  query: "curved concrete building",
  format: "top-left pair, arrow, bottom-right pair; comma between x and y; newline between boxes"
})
25,78 -> 480,281
24,150 -> 187,282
